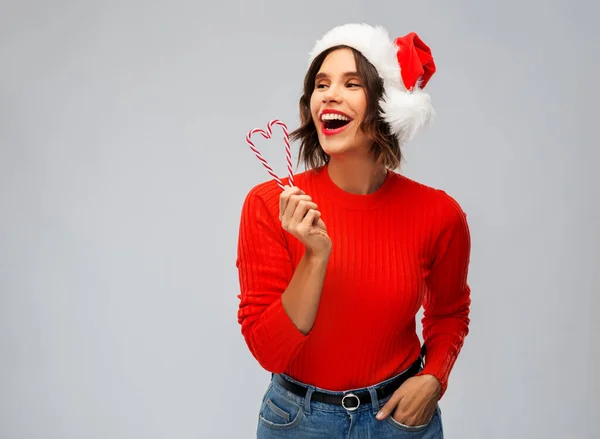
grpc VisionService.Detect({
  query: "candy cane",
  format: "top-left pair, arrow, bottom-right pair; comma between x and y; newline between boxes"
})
245,119 -> 294,190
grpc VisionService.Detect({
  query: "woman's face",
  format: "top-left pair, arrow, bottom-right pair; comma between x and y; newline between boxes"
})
310,48 -> 371,159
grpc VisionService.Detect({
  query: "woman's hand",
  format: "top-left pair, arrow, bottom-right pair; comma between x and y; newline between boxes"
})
279,185 -> 331,257
376,375 -> 441,426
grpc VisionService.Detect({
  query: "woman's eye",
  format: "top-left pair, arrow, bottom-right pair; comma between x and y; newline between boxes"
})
316,84 -> 327,89
348,83 -> 361,87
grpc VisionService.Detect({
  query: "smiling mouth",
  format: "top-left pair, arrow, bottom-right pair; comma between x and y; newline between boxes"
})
323,118 -> 350,130
320,113 -> 352,132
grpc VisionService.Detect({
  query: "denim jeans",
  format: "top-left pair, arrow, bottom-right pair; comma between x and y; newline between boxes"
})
256,368 -> 444,438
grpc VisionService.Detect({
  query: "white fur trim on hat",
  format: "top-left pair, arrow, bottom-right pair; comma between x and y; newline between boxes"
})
308,23 -> 434,145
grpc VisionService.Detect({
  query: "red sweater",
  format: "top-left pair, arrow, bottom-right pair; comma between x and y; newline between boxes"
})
236,165 -> 471,398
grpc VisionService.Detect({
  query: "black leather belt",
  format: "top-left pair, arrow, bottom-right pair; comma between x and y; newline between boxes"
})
273,346 -> 425,411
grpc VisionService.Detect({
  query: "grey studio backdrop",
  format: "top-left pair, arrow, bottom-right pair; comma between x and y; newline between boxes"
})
1,1 -> 598,438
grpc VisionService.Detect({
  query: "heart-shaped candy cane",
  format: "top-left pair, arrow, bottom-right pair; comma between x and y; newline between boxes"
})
245,119 -> 294,190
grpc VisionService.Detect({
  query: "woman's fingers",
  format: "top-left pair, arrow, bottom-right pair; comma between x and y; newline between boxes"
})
302,209 -> 321,227
278,186 -> 331,254
376,392 -> 403,420
283,194 -> 313,222
280,185 -> 305,220
292,200 -> 319,223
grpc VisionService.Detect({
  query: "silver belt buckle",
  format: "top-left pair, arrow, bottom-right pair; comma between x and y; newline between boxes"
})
341,392 -> 360,411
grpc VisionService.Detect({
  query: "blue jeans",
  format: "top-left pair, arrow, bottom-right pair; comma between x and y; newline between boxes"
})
256,369 -> 444,438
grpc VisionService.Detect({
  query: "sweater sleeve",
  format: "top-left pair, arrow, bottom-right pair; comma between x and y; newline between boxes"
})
235,186 -> 309,373
417,190 -> 472,398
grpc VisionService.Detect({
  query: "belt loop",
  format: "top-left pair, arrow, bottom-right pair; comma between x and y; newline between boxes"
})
367,387 -> 379,415
304,386 -> 314,415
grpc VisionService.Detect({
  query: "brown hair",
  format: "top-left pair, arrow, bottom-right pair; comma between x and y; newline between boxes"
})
289,45 -> 402,171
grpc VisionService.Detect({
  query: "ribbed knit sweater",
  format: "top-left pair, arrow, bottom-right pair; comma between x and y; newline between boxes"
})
236,165 -> 471,398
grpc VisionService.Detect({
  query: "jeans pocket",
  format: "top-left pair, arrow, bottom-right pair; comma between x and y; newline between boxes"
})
258,385 -> 305,431
385,404 -> 439,433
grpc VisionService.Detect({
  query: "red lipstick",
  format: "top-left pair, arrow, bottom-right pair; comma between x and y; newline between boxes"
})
320,109 -> 352,136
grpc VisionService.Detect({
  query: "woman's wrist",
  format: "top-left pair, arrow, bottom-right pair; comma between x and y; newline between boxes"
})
305,247 -> 331,263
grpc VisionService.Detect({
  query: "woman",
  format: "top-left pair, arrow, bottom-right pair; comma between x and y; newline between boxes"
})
236,23 -> 471,438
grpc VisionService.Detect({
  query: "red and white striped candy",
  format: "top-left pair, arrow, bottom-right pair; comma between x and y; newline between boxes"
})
245,119 -> 294,190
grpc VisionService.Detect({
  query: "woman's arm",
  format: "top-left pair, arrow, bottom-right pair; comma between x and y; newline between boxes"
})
417,189 -> 472,398
281,249 -> 329,335
236,185 -> 330,373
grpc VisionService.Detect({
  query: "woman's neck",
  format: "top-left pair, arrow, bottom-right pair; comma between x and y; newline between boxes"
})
326,157 -> 388,195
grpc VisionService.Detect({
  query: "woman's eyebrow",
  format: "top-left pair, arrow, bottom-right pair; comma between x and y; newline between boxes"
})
315,71 -> 360,80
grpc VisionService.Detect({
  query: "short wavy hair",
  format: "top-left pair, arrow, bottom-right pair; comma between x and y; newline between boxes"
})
290,45 -> 402,171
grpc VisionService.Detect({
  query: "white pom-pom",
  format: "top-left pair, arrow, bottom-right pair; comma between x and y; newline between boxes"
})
379,84 -> 435,145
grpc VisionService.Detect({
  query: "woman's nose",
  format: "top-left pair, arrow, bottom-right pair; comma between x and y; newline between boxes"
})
323,84 -> 342,103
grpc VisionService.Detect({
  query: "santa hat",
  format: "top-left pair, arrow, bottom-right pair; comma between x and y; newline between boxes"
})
308,23 -> 436,145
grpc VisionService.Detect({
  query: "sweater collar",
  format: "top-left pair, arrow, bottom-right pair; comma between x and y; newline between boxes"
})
313,164 -> 398,210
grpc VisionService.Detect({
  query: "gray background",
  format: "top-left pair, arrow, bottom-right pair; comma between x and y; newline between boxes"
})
1,0 -> 598,438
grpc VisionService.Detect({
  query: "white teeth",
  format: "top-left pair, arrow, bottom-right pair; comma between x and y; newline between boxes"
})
321,113 -> 350,121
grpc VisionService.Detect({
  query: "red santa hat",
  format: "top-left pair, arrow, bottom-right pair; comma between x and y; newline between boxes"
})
308,23 -> 436,145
